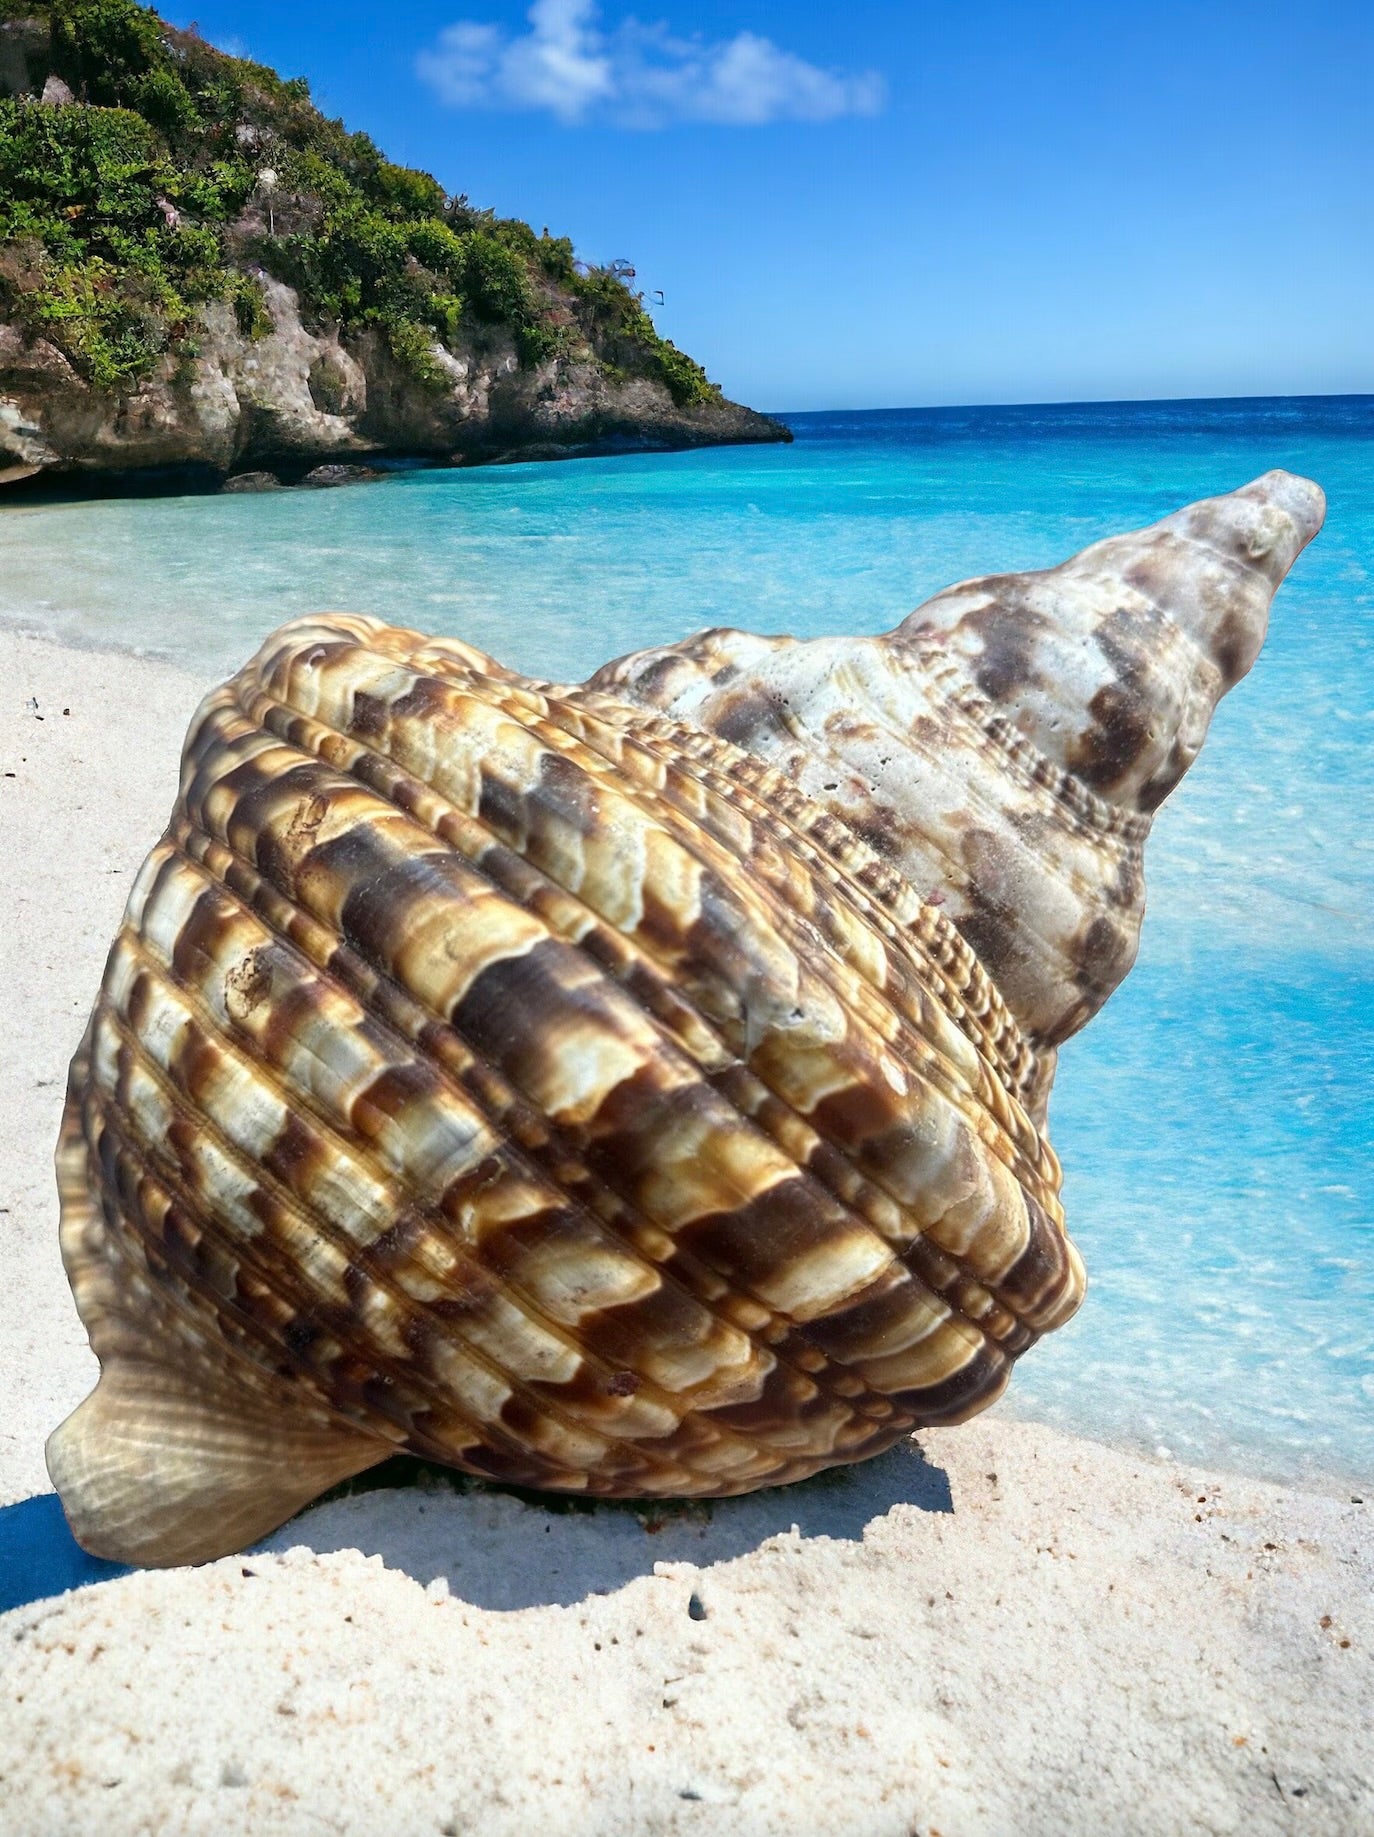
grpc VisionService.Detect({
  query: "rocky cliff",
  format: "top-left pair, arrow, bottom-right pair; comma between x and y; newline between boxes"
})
0,4 -> 789,490
0,272 -> 788,488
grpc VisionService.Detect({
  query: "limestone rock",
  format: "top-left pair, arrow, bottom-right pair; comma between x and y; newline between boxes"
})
0,277 -> 788,491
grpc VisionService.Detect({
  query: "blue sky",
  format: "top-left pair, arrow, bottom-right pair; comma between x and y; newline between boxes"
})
169,1 -> 1372,411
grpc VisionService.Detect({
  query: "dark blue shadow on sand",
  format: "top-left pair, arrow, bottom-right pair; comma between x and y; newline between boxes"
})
0,1493 -> 131,1615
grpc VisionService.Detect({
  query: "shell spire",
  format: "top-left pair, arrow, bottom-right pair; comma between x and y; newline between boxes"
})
890,468 -> 1326,816
591,470 -> 1325,1054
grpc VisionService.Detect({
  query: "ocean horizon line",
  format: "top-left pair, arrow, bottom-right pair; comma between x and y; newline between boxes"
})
767,388 -> 1374,420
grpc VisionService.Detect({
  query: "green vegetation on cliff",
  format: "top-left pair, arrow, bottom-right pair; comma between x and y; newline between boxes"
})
0,0 -> 717,403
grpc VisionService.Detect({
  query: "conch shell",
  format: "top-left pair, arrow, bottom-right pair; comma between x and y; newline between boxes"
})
47,470 -> 1323,1565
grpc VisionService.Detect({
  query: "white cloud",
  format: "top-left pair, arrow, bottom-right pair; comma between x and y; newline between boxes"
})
416,1 -> 885,127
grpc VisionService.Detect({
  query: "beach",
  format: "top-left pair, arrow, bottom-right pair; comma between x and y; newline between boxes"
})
1,624 -> 1370,1836
2,0 -> 1369,1818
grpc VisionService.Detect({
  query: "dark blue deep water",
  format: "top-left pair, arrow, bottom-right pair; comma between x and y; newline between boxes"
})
2,393 -> 1370,1493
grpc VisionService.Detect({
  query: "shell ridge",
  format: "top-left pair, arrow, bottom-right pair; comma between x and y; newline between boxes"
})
233,649 -> 1064,1359
98,955 -> 773,1494
562,690 -> 1040,1103
231,655 -> 996,1243
918,654 -> 1154,845
79,1036 -> 433,1441
500,684 -> 1061,1218
791,657 -> 1148,1035
110,885 -> 841,1491
71,1046 -> 409,1457
291,619 -> 995,1031
556,697 -> 1051,1174
222,650 -> 1050,1411
498,732 -> 1048,1214
843,666 -> 1146,1024
87,941 -> 597,1475
289,621 -> 1037,1122
480,688 -> 1022,1123
154,818 -> 918,1474
108,868 -> 772,1487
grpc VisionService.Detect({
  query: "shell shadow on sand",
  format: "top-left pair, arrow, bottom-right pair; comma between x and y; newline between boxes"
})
1,1439 -> 951,1615
259,1436 -> 953,1611
0,1493 -> 133,1615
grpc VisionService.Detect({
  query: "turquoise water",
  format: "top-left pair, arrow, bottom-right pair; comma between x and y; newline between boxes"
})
2,396 -> 1370,1490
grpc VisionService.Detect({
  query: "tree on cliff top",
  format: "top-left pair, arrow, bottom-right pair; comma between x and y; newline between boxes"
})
0,0 -> 717,403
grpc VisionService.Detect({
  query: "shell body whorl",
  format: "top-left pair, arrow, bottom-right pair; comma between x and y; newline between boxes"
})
52,613 -> 1080,1563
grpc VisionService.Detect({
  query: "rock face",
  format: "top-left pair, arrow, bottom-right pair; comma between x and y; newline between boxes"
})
0,277 -> 789,489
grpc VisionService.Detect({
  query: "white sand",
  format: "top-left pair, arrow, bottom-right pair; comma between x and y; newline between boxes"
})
0,628 -> 204,1509
1,627 -> 1370,1835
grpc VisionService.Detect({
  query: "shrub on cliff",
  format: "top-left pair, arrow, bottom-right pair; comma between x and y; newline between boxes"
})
0,0 -> 719,405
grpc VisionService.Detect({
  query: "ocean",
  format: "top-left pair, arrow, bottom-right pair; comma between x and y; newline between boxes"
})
2,394 -> 1370,1491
